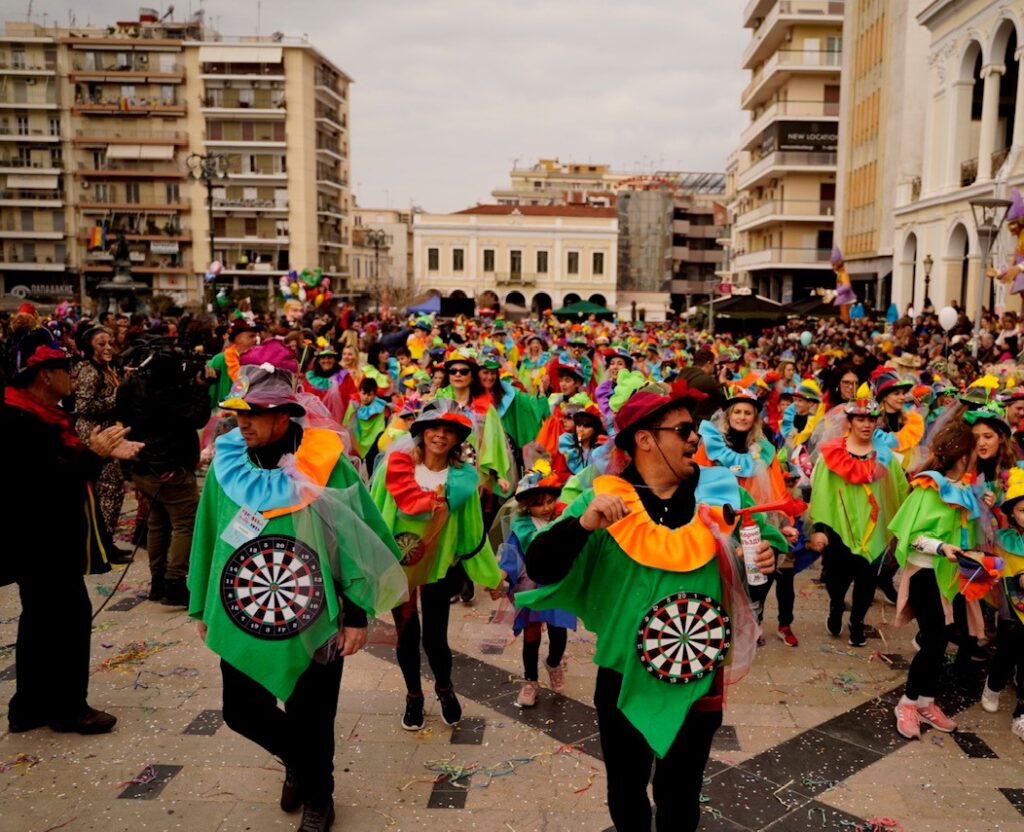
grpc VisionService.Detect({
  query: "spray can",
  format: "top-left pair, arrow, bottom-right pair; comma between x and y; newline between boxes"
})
739,517 -> 767,586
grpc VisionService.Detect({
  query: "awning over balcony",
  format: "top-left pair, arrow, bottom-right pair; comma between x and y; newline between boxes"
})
105,144 -> 175,160
6,174 -> 59,189
198,45 -> 283,64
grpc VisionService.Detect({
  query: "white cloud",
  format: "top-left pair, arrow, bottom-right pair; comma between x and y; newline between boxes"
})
35,0 -> 747,210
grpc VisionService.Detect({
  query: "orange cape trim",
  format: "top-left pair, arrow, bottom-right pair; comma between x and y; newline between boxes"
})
224,344 -> 241,382
262,428 -> 345,519
893,410 -> 924,453
592,475 -> 735,573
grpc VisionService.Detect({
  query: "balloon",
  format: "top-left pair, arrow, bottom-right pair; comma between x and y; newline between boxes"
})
800,331 -> 812,347
290,282 -> 300,296
215,287 -> 229,307
208,260 -> 224,276
938,306 -> 958,331
298,286 -> 307,302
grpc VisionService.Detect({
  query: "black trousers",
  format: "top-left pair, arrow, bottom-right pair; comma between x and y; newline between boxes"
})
9,570 -> 92,725
522,623 -> 568,681
987,617 -> 1024,717
391,568 -> 459,694
221,655 -> 345,802
594,667 -> 722,832
823,549 -> 875,627
905,569 -> 948,700
749,566 -> 795,628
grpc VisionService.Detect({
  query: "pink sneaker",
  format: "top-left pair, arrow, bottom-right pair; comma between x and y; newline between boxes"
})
917,703 -> 957,733
515,680 -> 539,708
894,702 -> 921,739
546,661 -> 566,693
777,626 -> 799,647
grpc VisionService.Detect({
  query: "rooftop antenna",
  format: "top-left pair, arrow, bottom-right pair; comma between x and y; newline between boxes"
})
160,5 -> 175,22
257,0 -> 261,36
26,0 -> 32,22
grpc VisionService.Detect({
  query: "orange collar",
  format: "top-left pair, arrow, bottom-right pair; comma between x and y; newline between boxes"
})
592,475 -> 734,573
224,344 -> 242,381
263,428 -> 345,519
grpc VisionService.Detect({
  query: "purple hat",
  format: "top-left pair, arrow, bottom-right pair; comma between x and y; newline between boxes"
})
1008,187 -> 1024,223
830,246 -> 844,266
241,338 -> 299,373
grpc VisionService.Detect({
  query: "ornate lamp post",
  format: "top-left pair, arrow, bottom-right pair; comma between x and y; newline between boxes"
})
187,152 -> 230,311
365,228 -> 391,314
969,197 -> 1012,357
922,253 -> 933,311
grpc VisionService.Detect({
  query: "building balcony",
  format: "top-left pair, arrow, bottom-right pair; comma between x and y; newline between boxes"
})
672,248 -> 724,264
0,128 -> 60,143
738,99 -> 839,151
0,189 -> 63,207
314,83 -> 347,107
72,101 -> 186,116
0,60 -> 57,75
0,228 -> 65,240
205,139 -> 287,150
73,128 -> 188,145
741,48 -> 841,110
317,207 -> 347,219
732,246 -> 832,271
493,272 -> 540,286
743,0 -> 775,28
315,113 -> 347,132
216,235 -> 290,245
734,198 -> 835,232
0,257 -> 68,271
316,174 -> 347,190
77,199 -> 189,214
77,232 -> 189,244
0,99 -> 58,110
0,159 -> 62,175
736,150 -> 837,190
225,170 -> 288,182
69,63 -> 185,84
742,1 -> 845,70
213,197 -> 289,212
315,145 -> 346,162
76,164 -> 184,179
201,96 -> 286,118
81,264 -> 191,275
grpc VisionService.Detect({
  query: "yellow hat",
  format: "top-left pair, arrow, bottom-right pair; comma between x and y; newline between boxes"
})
1003,467 -> 1024,511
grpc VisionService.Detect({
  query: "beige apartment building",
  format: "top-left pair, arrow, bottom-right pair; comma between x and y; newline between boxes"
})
731,0 -> 844,304
350,205 -> 414,310
890,0 -> 1024,317
0,12 -> 351,311
412,205 -> 619,314
491,159 -> 622,207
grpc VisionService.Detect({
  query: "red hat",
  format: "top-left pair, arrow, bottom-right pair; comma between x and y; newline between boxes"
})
613,380 -> 707,450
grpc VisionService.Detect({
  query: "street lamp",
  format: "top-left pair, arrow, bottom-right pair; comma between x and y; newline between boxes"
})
922,253 -> 933,311
969,197 -> 1012,356
187,152 -> 230,312
364,228 -> 390,314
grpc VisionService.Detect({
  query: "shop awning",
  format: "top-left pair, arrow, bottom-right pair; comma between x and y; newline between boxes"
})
105,144 -> 141,159
198,45 -> 283,64
6,174 -> 59,189
139,145 -> 175,160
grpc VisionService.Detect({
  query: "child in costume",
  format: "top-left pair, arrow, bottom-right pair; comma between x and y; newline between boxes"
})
807,389 -> 910,647
559,399 -> 607,475
370,399 -> 502,732
888,420 -> 981,739
982,467 -> 1024,741
491,463 -> 576,708
341,378 -> 389,470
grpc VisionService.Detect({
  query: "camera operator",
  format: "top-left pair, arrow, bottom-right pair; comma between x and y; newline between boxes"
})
116,337 -> 212,606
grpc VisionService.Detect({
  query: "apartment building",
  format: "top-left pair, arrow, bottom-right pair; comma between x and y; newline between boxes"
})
731,0 -> 844,304
351,205 -> 414,310
0,12 -> 352,310
491,159 -> 622,207
0,26 -> 69,300
412,205 -> 618,314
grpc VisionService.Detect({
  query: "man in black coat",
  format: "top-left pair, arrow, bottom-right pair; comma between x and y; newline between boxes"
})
3,328 -> 142,734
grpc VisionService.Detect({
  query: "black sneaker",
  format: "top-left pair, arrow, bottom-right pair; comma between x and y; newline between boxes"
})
401,694 -> 425,731
459,581 -> 475,604
297,800 -> 335,832
148,574 -> 166,602
108,546 -> 134,565
848,624 -> 867,648
436,687 -> 462,726
280,766 -> 301,813
826,610 -> 843,638
160,579 -> 190,608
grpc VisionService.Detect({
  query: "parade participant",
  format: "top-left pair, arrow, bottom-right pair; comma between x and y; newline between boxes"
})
338,343 -> 362,385
694,384 -> 799,645
559,398 -> 607,474
478,350 -> 548,452
205,320 -> 261,407
71,324 -> 129,560
780,380 -> 825,448
595,349 -> 633,424
982,467 -> 1024,741
370,400 -> 502,730
362,343 -> 395,398
491,462 -> 576,708
674,347 -> 725,420
376,394 -> 420,455
188,361 -> 406,832
1000,387 -> 1024,433
807,389 -> 909,647
548,359 -> 585,411
519,381 -> 774,832
987,187 -> 1024,295
303,340 -> 356,405
4,327 -> 142,734
517,334 -> 550,395
341,378 -> 389,468
889,421 -> 981,739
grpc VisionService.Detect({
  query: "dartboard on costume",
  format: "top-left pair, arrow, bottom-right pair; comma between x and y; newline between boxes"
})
636,592 -> 731,684
394,532 -> 426,566
220,534 -> 326,640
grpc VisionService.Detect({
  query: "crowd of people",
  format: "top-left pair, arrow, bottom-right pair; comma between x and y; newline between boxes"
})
3,294 -> 1024,832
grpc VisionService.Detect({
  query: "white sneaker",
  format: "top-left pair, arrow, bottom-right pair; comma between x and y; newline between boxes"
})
981,683 -> 1000,714
1012,715 -> 1024,742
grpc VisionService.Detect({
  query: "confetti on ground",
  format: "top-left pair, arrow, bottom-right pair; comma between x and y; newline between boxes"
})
930,734 -> 944,747
820,644 -> 862,659
94,640 -> 179,673
831,672 -> 860,695
802,774 -> 841,791
117,765 -> 157,788
0,753 -> 41,774
96,582 -> 149,598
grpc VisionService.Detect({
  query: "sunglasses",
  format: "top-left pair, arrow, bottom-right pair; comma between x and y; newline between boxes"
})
448,367 -> 473,376
646,421 -> 698,440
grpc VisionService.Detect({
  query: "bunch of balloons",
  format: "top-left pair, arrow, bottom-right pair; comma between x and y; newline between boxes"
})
204,259 -> 224,283
279,268 -> 333,307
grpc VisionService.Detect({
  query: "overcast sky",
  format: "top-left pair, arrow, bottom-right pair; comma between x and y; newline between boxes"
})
39,0 -> 748,212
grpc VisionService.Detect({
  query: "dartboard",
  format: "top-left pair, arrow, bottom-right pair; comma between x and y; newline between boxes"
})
395,532 -> 426,566
636,592 -> 731,684
220,535 -> 326,640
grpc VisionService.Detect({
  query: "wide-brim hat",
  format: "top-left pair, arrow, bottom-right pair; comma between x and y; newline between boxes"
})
409,399 -> 474,443
555,359 -> 585,381
10,327 -> 71,381
228,320 -> 263,341
1002,467 -> 1024,511
604,350 -> 634,370
220,364 -> 305,416
792,379 -> 823,402
613,381 -> 707,450
963,405 -> 1012,436
872,369 -> 913,399
444,348 -> 479,370
724,384 -> 763,411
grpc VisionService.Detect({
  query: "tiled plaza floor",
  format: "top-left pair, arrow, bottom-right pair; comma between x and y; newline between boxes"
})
1,552 -> 1022,832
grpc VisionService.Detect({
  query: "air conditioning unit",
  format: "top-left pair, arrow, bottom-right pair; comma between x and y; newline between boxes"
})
81,180 -> 90,188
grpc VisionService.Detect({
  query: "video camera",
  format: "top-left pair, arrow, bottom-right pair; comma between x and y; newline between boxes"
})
117,335 -> 210,389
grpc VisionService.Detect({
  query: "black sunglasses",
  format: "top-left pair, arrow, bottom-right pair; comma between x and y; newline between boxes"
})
448,367 -> 473,376
646,421 -> 698,440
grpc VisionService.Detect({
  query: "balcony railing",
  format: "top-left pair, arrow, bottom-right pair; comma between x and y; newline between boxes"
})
74,128 -> 188,142
993,147 -> 1011,176
494,272 -> 540,285
0,157 -> 63,169
733,246 -> 832,269
736,198 -> 835,226
960,158 -> 978,188
72,59 -> 184,76
740,99 -> 840,148
0,188 -> 63,201
742,48 -> 842,104
73,99 -> 185,114
737,150 -> 837,188
743,1 -> 845,67
213,197 -> 288,210
201,62 -> 286,76
202,94 -> 286,110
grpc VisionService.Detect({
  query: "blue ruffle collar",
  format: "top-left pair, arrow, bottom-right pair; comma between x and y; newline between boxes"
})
698,420 -> 759,478
213,429 -> 301,512
915,470 -> 982,519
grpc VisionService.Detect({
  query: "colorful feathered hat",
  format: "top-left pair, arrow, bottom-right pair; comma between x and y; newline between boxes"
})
410,398 -> 474,443
871,367 -> 913,399
792,379 -> 823,402
1001,466 -> 1024,511
844,383 -> 881,417
724,384 -> 762,411
515,458 -> 562,501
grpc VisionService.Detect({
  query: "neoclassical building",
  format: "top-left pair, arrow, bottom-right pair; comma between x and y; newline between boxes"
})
892,0 -> 1024,315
